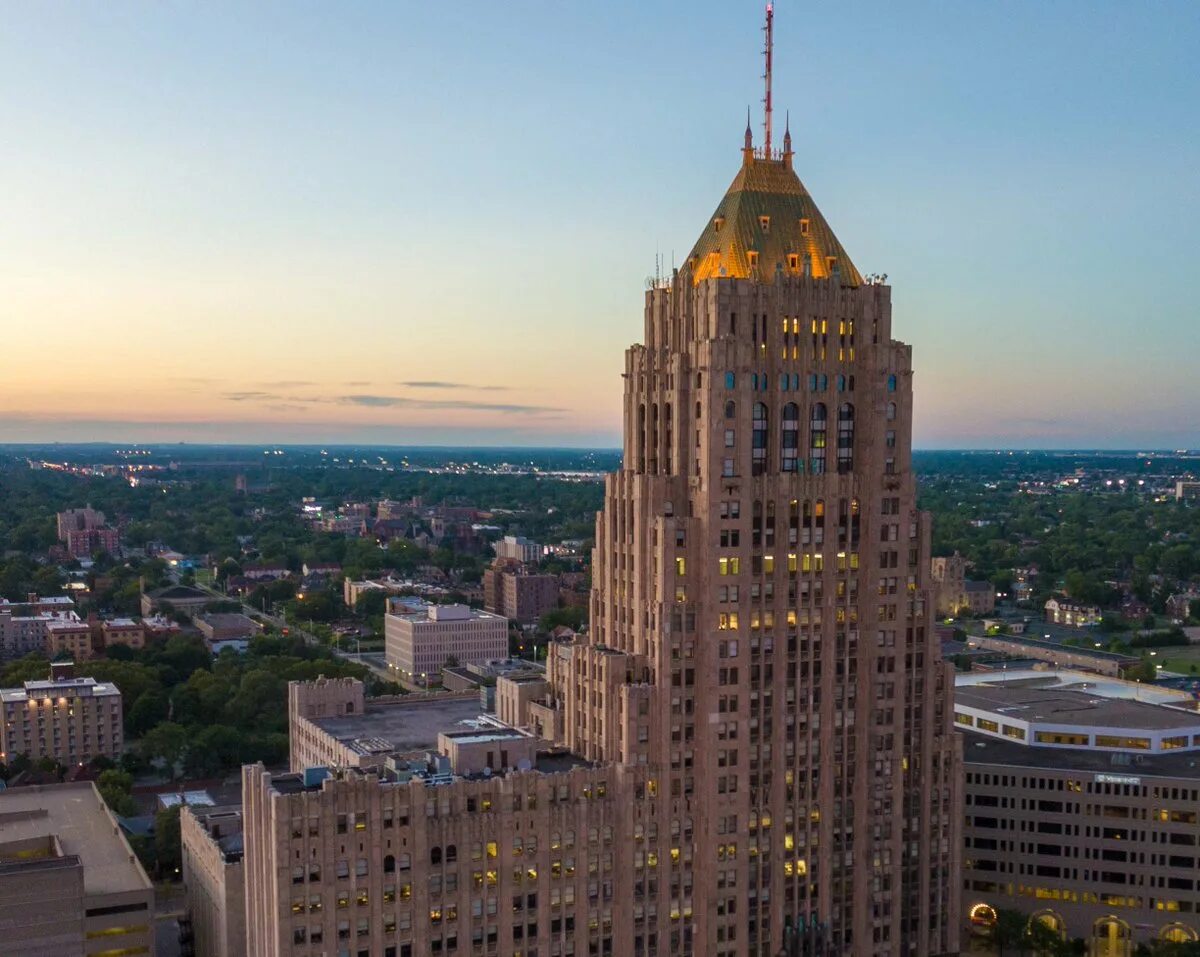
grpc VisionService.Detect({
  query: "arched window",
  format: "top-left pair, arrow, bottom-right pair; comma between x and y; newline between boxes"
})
752,403 -> 768,475
384,855 -> 396,874
836,374 -> 846,392
781,403 -> 800,472
808,374 -> 818,392
446,845 -> 457,863
430,847 -> 442,866
809,403 -> 827,474
819,374 -> 828,392
725,400 -> 736,419
886,402 -> 896,421
837,403 -> 855,474
398,853 -> 411,871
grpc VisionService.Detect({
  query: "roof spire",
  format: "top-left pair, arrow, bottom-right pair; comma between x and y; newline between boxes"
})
763,2 -> 774,157
783,110 -> 792,167
743,106 -> 754,160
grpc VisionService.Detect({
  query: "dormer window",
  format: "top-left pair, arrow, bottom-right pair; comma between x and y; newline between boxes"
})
759,216 -> 770,232
747,251 -> 759,268
714,217 -> 725,233
826,256 -> 838,273
787,254 -> 799,270
799,219 -> 810,236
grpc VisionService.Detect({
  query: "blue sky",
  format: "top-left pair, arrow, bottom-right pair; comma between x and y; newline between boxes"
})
0,1 -> 1197,448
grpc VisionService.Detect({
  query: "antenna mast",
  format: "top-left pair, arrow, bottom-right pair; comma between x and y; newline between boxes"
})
763,2 -> 774,156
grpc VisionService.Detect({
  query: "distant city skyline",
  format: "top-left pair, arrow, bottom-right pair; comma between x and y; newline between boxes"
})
2,1 -> 1197,449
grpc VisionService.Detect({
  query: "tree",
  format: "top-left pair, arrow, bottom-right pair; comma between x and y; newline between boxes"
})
139,722 -> 188,779
990,908 -> 1029,957
126,690 -> 170,737
97,769 -> 138,817
154,804 -> 183,878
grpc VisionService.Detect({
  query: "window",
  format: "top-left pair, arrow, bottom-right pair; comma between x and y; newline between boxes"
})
788,253 -> 799,270
836,403 -> 855,474
725,400 -> 736,419
781,403 -> 800,472
886,402 -> 896,421
887,374 -> 897,392
724,429 -> 735,448
799,218 -> 810,235
752,403 -> 768,475
747,251 -> 759,267
809,403 -> 827,474
725,372 -> 736,390
759,216 -> 770,232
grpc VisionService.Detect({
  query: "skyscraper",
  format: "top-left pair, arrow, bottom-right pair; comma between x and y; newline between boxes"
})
553,18 -> 963,953
237,12 -> 962,956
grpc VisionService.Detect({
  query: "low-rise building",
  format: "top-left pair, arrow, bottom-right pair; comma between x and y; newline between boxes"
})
0,781 -> 153,955
965,633 -> 1136,677
141,583 -> 211,617
1166,591 -> 1200,624
0,607 -> 78,661
959,670 -> 1200,951
182,804 -> 246,957
100,617 -> 145,651
194,612 -> 263,654
1045,597 -> 1104,627
0,662 -> 124,765
43,619 -> 94,661
384,604 -> 508,686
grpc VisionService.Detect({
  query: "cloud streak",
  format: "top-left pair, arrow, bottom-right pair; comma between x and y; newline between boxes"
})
400,381 -> 510,391
340,394 -> 563,415
219,390 -> 561,415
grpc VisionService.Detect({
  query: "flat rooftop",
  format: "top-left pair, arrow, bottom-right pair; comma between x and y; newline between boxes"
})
2,677 -> 120,703
963,730 -> 1200,780
956,685 -> 1200,731
957,669 -> 1197,708
314,695 -> 493,756
0,782 -> 151,897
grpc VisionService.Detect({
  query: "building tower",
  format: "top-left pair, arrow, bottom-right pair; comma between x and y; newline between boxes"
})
552,11 -> 963,955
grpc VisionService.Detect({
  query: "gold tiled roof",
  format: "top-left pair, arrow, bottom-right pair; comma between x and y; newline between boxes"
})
687,150 -> 862,287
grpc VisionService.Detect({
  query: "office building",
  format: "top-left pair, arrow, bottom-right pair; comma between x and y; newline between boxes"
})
0,781 -> 154,955
384,605 -> 508,686
959,669 -> 1200,952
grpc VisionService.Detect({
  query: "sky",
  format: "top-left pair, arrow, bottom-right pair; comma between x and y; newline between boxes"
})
1,1 -> 1197,450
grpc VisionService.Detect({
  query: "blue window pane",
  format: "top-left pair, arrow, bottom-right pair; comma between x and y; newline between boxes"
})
726,372 -> 736,389
887,374 -> 897,392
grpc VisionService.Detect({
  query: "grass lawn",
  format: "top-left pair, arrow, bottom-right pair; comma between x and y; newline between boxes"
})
1148,644 -> 1200,675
